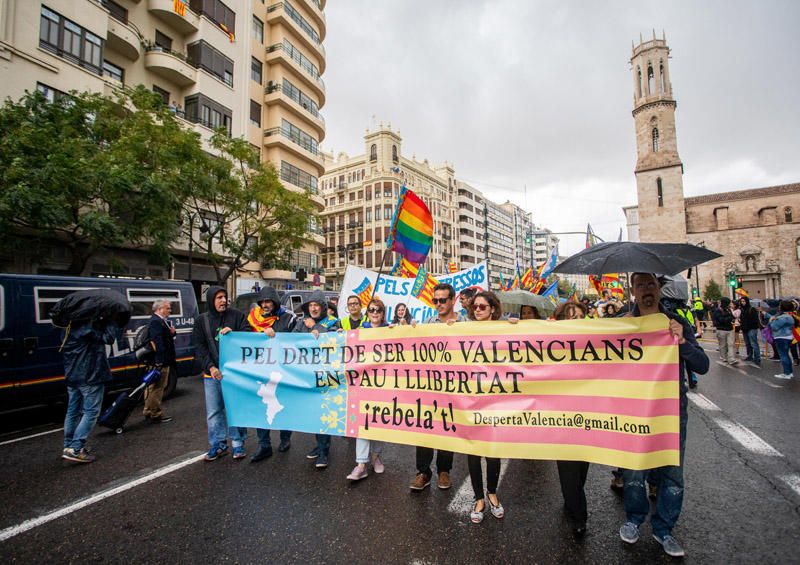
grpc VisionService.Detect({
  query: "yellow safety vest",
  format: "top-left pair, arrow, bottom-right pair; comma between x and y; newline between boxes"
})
341,316 -> 366,330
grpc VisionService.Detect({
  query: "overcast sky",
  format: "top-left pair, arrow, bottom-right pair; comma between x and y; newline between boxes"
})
320,0 -> 800,255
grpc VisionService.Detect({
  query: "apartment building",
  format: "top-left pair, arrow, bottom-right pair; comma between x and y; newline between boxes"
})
500,200 -> 534,270
0,0 -> 326,292
318,124 -> 458,289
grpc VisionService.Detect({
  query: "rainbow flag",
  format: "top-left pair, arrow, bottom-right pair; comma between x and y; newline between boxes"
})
386,185 -> 433,265
448,261 -> 458,274
411,265 -> 438,308
353,277 -> 374,308
498,272 -> 506,290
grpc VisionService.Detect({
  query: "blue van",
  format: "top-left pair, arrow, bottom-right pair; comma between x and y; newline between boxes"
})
0,274 -> 198,412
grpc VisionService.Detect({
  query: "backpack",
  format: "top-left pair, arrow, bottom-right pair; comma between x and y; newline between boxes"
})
133,324 -> 154,363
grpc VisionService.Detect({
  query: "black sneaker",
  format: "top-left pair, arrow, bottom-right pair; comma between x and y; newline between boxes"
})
315,453 -> 329,468
278,439 -> 291,453
147,416 -> 173,424
306,446 -> 320,460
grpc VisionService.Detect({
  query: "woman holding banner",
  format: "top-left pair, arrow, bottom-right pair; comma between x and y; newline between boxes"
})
391,302 -> 413,325
552,300 -> 590,537
467,291 -> 505,523
347,298 -> 388,481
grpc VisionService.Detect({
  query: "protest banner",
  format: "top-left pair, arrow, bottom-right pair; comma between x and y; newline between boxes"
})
337,262 -> 489,321
220,314 -> 680,469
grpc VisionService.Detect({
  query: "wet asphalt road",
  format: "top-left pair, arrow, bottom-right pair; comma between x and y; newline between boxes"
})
1,344 -> 799,564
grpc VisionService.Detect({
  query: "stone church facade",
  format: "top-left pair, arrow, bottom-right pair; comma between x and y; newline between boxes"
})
623,33 -> 799,299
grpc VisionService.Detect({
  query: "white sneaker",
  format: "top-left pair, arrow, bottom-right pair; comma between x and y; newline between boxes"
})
774,373 -> 792,380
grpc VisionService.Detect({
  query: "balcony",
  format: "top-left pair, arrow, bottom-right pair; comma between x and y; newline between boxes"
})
105,16 -> 140,60
263,126 -> 324,173
441,233 -> 452,241
144,46 -> 197,86
264,82 -> 325,139
347,221 -> 363,229
266,2 -> 326,71
303,0 -> 326,37
148,0 -> 200,34
265,42 -> 326,105
321,246 -> 335,254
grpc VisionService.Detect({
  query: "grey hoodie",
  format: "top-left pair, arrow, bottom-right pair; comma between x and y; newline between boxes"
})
293,290 -> 340,333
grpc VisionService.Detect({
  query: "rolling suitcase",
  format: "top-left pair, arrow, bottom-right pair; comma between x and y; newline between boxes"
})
98,367 -> 161,434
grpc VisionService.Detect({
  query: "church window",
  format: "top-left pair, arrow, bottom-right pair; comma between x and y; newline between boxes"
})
392,145 -> 398,163
659,62 -> 666,93
647,64 -> 655,95
637,67 -> 643,98
796,238 -> 800,261
656,177 -> 663,207
369,144 -> 377,162
652,128 -> 660,152
784,207 -> 793,223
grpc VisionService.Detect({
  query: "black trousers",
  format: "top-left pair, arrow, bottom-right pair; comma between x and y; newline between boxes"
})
557,460 -> 590,523
416,447 -> 453,477
468,455 -> 500,500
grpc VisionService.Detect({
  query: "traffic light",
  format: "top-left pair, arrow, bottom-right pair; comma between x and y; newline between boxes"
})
727,271 -> 737,287
736,276 -> 743,288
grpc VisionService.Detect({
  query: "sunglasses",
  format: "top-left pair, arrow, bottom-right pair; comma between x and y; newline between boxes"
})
473,303 -> 490,311
432,298 -> 451,305
367,307 -> 384,314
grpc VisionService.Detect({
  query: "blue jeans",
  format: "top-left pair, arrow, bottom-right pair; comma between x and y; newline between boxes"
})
63,384 -> 105,451
745,329 -> 761,363
774,339 -> 794,376
256,428 -> 292,449
623,396 -> 687,538
316,434 -> 331,455
203,378 -> 246,450
355,438 -> 383,463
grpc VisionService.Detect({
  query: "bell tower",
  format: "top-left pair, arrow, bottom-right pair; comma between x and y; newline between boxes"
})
631,31 -> 687,243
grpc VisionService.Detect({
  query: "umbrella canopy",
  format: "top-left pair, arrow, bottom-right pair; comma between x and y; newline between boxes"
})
498,290 -> 557,316
660,274 -> 690,301
553,242 -> 722,277
50,289 -> 131,328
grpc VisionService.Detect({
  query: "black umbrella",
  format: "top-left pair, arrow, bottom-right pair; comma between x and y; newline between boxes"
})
553,242 -> 722,277
50,289 -> 132,328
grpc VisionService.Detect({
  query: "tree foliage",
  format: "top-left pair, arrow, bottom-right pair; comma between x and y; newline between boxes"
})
703,278 -> 722,301
181,132 -> 318,285
0,86 -> 202,273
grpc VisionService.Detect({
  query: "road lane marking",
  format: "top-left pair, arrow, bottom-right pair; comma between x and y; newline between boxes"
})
779,474 -> 800,497
687,392 -> 721,411
714,360 -> 781,388
447,459 -> 508,514
0,452 -> 205,542
0,427 -> 64,446
711,417 -> 783,457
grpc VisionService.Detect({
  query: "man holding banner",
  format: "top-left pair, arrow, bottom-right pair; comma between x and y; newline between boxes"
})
619,273 -> 709,558
410,283 -> 467,492
341,295 -> 366,331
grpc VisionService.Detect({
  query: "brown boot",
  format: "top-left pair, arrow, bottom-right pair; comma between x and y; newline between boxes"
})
409,472 -> 431,491
438,471 -> 451,490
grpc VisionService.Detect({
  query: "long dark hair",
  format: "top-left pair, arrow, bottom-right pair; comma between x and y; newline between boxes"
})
392,302 -> 412,324
472,291 -> 503,321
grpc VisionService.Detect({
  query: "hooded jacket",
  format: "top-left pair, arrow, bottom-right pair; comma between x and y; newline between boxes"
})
193,286 -> 249,375
62,322 -> 121,386
711,299 -> 735,331
249,287 -> 295,333
738,297 -> 761,332
292,290 -> 340,333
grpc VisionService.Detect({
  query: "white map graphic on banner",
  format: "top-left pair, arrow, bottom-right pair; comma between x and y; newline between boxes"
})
337,262 -> 488,322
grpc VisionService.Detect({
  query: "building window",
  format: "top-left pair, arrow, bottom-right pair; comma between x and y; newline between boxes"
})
384,206 -> 391,220
252,15 -> 263,44
647,64 -> 654,95
796,238 -> 800,261
250,57 -> 262,84
370,144 -> 377,161
637,66 -> 642,98
281,79 -> 319,117
155,30 -> 172,51
184,93 -> 232,135
660,62 -> 666,93
187,40 -> 234,87
249,100 -> 261,127
785,207 -> 793,223
280,161 -> 318,194
152,85 -> 170,105
365,209 -> 371,222
656,177 -> 663,207
36,82 -> 67,103
280,119 -> 318,154
39,6 -> 104,75
102,60 -> 124,82
392,145 -> 398,163
189,0 -> 235,32
652,127 -> 659,152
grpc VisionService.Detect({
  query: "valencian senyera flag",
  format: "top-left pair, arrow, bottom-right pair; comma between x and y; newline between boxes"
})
220,315 -> 681,469
353,277 -> 374,308
386,185 -> 434,265
410,265 -> 439,308
448,261 -> 458,274
390,257 -> 420,279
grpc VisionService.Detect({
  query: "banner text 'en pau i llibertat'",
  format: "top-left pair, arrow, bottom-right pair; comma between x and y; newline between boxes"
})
219,314 -> 680,470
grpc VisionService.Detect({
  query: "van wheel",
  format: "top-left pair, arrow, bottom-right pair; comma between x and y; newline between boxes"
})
164,368 -> 177,398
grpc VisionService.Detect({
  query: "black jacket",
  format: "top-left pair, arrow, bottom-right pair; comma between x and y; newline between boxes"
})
193,286 -> 249,374
62,322 -> 121,386
252,287 -> 296,333
738,299 -> 761,332
711,307 -> 735,331
148,314 -> 176,366
633,304 -> 709,395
